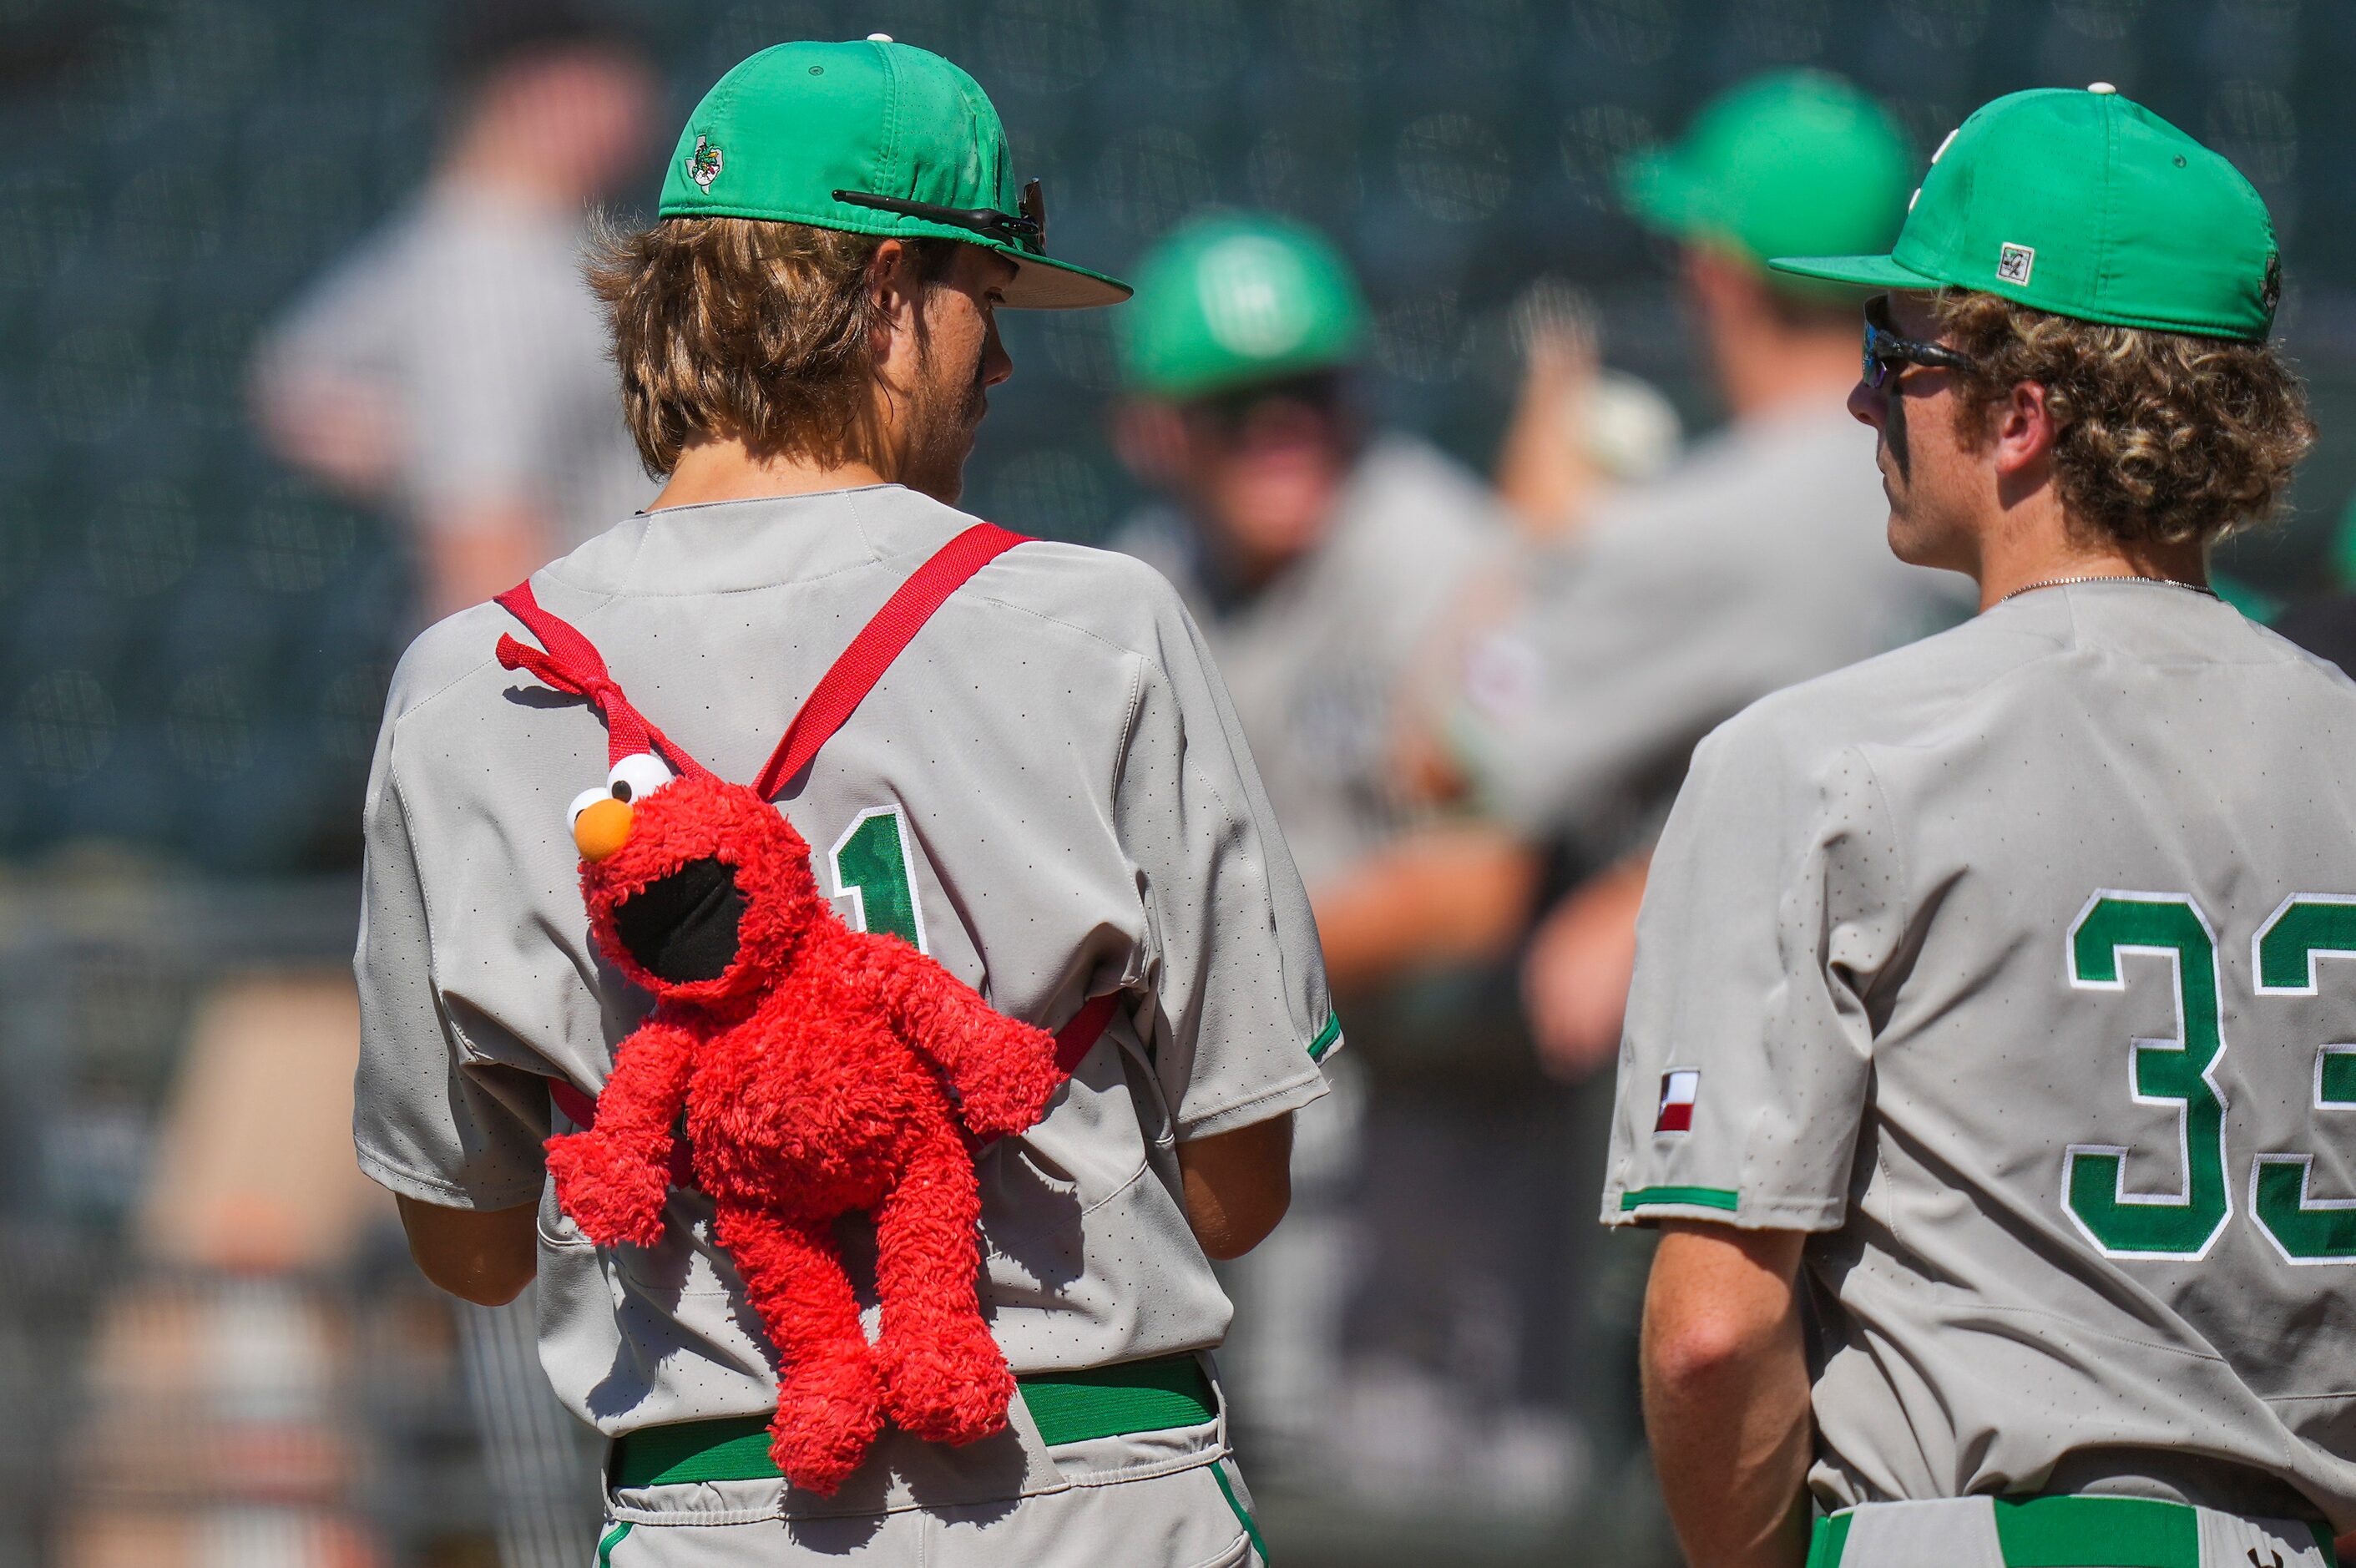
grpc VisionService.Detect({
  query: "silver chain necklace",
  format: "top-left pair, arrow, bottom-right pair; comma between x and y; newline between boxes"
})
1995,574 -> 2218,607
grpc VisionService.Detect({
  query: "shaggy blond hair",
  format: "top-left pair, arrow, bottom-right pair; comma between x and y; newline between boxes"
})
586,215 -> 955,477
1933,289 -> 2314,547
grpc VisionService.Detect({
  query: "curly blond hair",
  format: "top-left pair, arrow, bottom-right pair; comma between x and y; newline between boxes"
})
586,215 -> 955,477
1932,290 -> 2315,548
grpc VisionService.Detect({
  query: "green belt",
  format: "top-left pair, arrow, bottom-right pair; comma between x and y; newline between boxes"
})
610,1353 -> 1217,1490
1808,1496 -> 2338,1568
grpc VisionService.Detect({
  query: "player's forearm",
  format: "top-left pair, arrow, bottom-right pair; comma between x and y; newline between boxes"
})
396,1195 -> 538,1307
1308,826 -> 1539,993
1176,1115 -> 1292,1260
1642,1222 -> 1813,1568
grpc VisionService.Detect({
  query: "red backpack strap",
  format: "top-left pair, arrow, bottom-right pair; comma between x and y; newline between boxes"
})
751,524 -> 1030,800
1054,993 -> 1120,1075
493,582 -> 715,781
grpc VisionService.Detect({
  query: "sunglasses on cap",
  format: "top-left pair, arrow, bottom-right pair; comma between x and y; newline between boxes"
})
833,178 -> 1047,252
1862,296 -> 1976,390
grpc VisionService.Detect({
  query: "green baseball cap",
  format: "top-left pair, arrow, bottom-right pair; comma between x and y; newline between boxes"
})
1119,212 -> 1371,401
1772,85 -> 2281,341
1618,70 -> 1913,271
657,38 -> 1129,310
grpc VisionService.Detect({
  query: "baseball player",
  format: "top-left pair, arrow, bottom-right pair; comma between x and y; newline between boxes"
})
352,38 -> 1336,1565
1317,70 -> 1966,1069
1110,215 -> 1553,1494
1606,87 -> 2350,1567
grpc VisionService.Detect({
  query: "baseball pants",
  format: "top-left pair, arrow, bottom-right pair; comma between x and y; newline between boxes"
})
589,1353 -> 1266,1567
1810,1495 -> 2336,1568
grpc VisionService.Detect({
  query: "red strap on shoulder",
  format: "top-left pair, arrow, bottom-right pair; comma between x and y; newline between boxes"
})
494,583 -> 715,781
752,524 -> 1029,800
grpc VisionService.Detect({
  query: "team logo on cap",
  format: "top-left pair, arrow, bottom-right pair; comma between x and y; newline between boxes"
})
687,134 -> 724,191
1997,243 -> 2035,286
1655,1070 -> 1699,1134
2262,252 -> 2283,316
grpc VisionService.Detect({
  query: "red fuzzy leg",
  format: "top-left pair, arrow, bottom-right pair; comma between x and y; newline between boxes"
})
713,1203 -> 882,1496
545,1016 -> 695,1248
873,937 -> 1065,1138
872,1123 -> 1013,1445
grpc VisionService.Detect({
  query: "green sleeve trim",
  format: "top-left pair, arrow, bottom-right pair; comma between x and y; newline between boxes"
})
1307,1014 -> 1342,1061
1211,1458 -> 1271,1565
596,1520 -> 633,1566
1620,1185 -> 1740,1213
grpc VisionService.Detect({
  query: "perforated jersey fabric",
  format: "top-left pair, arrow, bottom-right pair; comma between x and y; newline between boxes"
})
1607,582 -> 2356,1530
352,484 -> 1337,1515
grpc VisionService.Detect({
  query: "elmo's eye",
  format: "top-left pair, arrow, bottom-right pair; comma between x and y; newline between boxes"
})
566,786 -> 609,831
608,752 -> 673,805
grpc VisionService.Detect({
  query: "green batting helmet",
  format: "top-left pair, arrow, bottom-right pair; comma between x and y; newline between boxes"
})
1119,213 -> 1371,401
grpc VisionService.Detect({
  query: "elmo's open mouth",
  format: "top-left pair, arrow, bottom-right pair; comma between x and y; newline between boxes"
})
613,856 -> 744,984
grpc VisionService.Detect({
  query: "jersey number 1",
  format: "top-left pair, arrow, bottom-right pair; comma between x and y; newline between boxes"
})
2066,892 -> 2356,1264
827,806 -> 927,953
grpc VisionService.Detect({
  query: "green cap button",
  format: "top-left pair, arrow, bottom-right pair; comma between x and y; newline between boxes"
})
1772,86 -> 2280,341
657,38 -> 1129,311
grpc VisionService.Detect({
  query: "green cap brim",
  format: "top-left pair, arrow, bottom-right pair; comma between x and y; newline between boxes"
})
1767,251 -> 1941,290
1000,247 -> 1130,310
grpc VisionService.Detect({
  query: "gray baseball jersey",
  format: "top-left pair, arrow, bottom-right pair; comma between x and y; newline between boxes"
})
1605,580 -> 2356,1530
1113,436 -> 1508,887
353,484 -> 1337,1516
1448,402 -> 1968,848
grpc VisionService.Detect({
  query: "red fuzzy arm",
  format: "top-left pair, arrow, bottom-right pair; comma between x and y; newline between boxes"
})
869,938 -> 1065,1140
544,1014 -> 697,1249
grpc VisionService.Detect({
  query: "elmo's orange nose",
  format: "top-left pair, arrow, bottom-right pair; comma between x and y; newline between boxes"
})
574,797 -> 633,862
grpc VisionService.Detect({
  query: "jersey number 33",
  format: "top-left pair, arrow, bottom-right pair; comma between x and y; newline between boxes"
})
2065,891 -> 2356,1265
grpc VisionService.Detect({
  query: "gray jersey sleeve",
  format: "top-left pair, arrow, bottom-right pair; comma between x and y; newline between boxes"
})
351,689 -> 553,1211
1452,533 -> 1790,842
1600,714 -> 1904,1230
1115,589 -> 1339,1141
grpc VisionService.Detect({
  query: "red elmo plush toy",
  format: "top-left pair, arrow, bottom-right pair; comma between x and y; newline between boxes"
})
542,750 -> 1069,1495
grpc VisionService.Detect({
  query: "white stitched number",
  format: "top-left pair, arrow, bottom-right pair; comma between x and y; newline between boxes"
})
828,805 -> 928,953
2066,890 -> 2356,1263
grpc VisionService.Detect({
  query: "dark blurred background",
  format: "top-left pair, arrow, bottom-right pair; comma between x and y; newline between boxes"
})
0,2 -> 2349,1565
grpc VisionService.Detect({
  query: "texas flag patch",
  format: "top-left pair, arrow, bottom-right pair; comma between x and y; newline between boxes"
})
1656,1070 -> 1700,1133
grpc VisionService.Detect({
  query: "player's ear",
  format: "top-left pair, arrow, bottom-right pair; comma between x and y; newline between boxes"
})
867,239 -> 924,335
1989,377 -> 2058,480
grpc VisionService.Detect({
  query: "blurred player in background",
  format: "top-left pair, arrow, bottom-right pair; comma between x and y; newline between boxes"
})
1320,70 -> 1963,1077
1111,217 -> 1580,1511
1614,83 -> 2347,1568
252,0 -> 659,621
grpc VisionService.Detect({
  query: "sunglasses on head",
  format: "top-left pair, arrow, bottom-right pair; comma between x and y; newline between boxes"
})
1862,296 -> 1976,390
